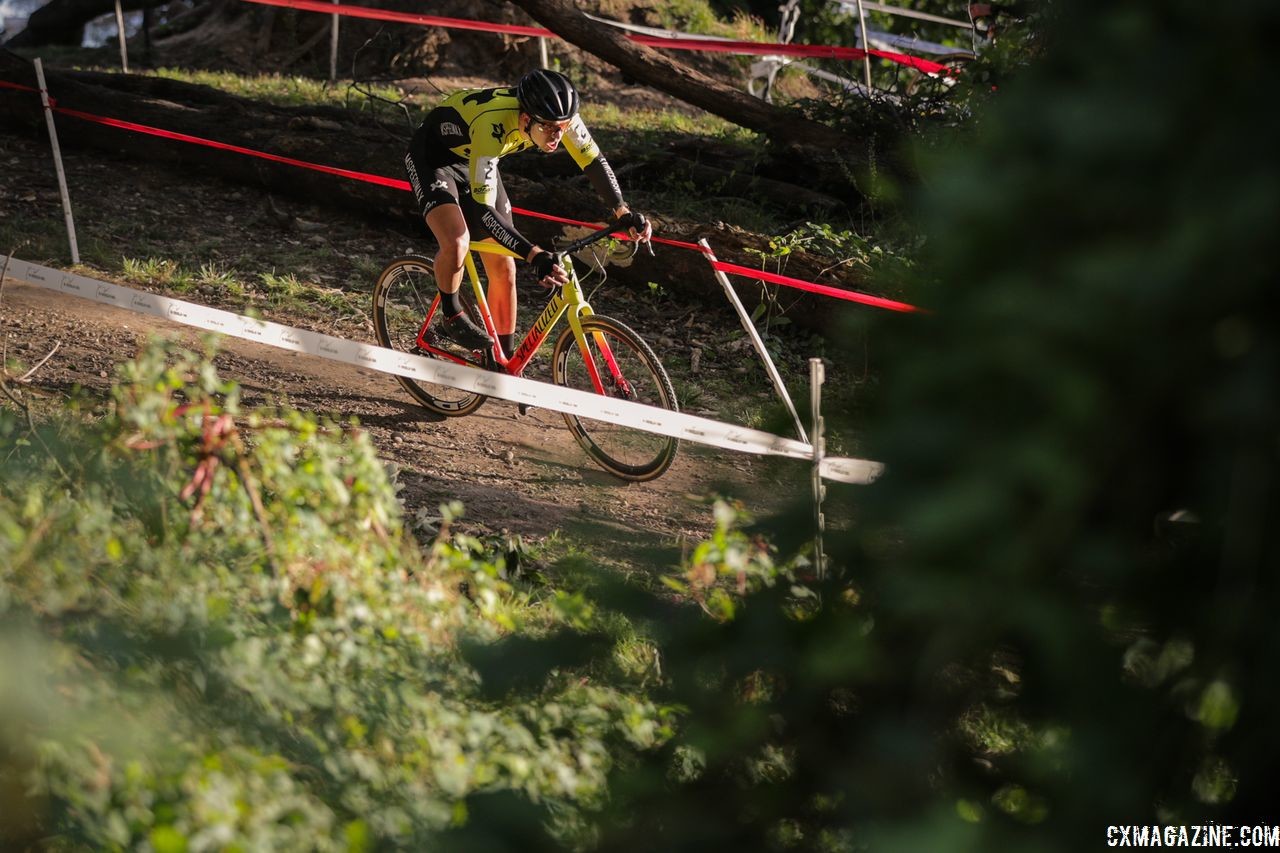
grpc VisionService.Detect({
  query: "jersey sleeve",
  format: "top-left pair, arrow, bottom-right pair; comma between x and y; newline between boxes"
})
563,116 -> 626,211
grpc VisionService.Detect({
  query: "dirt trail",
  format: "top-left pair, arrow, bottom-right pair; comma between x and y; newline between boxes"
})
1,275 -> 799,563
1,112 -> 815,563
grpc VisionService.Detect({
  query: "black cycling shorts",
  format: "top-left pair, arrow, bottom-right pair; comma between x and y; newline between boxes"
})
403,152 -> 527,258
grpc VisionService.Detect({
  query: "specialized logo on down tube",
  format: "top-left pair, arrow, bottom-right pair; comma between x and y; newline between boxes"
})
513,295 -> 565,363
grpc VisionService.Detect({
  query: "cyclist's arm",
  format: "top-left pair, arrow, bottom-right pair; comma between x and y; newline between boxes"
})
476,200 -> 555,267
468,148 -> 544,262
563,118 -> 648,240
563,117 -> 626,212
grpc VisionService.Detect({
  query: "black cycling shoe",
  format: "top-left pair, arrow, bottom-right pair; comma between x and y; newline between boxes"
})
439,312 -> 493,351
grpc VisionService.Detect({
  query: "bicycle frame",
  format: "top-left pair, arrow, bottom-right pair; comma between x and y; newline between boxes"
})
412,238 -> 629,397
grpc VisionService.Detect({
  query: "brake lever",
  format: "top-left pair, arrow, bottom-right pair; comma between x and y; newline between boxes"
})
616,216 -> 655,256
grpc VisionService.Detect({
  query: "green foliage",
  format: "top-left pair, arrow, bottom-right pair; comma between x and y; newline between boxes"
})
7,0 -> 1277,847
651,0 -> 770,41
782,1 -> 1050,153
455,0 -> 1280,849
747,220 -> 910,277
0,341 -> 666,849
741,221 -> 912,348
662,500 -> 801,620
196,261 -> 247,298
835,0 -> 1278,842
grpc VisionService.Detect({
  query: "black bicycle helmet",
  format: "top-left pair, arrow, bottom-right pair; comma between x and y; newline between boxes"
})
516,69 -> 579,122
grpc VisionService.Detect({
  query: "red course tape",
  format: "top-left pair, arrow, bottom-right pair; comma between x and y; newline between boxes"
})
243,0 -> 552,37
239,0 -> 952,76
710,260 -> 922,313
2,78 -> 922,311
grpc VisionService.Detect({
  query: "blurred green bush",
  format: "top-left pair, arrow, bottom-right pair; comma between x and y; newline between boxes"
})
0,341 -> 668,850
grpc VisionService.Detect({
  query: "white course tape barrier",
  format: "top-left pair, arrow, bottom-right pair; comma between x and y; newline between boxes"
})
2,256 -> 885,485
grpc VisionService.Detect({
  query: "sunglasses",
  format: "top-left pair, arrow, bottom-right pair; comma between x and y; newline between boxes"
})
533,119 -> 571,135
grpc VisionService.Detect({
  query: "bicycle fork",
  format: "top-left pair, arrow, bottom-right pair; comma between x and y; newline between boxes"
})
568,313 -> 634,400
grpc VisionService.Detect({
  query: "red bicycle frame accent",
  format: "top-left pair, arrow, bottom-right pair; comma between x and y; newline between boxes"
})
409,246 -> 618,396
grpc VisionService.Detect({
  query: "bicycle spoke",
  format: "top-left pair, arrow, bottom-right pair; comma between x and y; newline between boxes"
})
553,315 -> 679,481
372,257 -> 486,417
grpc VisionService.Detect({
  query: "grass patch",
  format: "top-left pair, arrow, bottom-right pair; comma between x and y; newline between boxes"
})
150,67 -> 404,109
650,0 -> 771,41
258,269 -> 306,305
195,261 -> 248,299
581,103 -> 754,143
121,256 -> 195,291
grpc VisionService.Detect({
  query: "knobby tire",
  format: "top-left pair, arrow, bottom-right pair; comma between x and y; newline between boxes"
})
372,255 -> 487,417
551,315 -> 680,482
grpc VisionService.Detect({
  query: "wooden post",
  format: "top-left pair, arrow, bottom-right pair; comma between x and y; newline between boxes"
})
113,0 -> 129,73
538,36 -> 549,69
33,59 -> 79,265
810,358 -> 827,578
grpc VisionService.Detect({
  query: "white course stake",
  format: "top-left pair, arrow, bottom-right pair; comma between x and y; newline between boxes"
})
32,59 -> 79,265
329,0 -> 340,82
853,0 -> 873,93
113,0 -> 129,72
810,358 -> 827,578
698,239 -> 807,441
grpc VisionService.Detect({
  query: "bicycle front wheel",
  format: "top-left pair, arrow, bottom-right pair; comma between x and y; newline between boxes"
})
372,255 -> 487,417
551,315 -> 680,482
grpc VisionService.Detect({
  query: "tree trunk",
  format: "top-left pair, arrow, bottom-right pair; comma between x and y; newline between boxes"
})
506,0 -> 897,177
6,0 -> 170,47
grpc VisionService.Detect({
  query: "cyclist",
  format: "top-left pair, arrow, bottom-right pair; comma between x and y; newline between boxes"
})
405,69 -> 653,357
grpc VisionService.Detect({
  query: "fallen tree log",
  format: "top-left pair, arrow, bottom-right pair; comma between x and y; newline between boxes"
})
1,49 -> 410,219
508,0 -> 901,184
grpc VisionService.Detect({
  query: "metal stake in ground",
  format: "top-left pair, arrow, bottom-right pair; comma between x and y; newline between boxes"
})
113,0 -> 129,72
330,0 -> 340,82
810,358 -> 827,579
853,0 -> 874,93
32,58 -> 79,265
698,238 -> 807,441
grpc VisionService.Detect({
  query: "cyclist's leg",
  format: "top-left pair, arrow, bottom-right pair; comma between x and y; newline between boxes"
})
461,176 -> 519,357
407,159 -> 491,349
405,152 -> 467,298
426,204 -> 469,302
478,249 -> 516,340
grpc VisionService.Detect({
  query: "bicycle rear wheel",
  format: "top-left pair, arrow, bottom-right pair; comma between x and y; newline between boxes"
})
371,255 -> 487,417
551,314 -> 680,482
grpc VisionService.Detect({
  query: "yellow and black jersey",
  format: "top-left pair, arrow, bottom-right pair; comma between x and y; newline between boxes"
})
409,86 -> 624,211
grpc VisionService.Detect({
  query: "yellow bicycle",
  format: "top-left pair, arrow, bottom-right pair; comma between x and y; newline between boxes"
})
372,220 -> 679,482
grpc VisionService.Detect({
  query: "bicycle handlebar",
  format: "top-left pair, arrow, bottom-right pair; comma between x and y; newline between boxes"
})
557,217 -> 649,257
